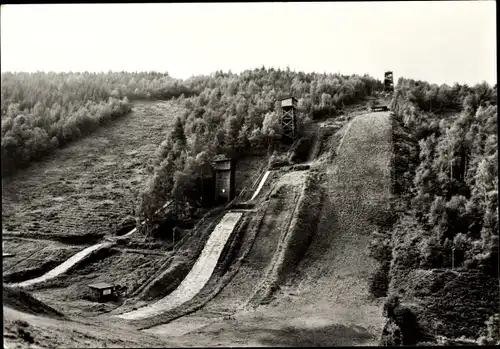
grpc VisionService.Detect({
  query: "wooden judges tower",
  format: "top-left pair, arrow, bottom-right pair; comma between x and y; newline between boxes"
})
213,154 -> 235,203
384,71 -> 394,93
280,96 -> 298,143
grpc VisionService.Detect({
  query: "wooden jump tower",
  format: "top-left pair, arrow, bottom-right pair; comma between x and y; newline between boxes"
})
280,96 -> 298,143
213,154 -> 235,203
384,71 -> 394,93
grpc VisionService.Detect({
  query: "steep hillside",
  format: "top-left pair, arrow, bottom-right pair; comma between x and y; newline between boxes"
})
3,286 -> 64,319
2,101 -> 182,241
252,111 -> 393,339
378,78 -> 498,345
291,112 -> 393,299
142,111 -> 393,346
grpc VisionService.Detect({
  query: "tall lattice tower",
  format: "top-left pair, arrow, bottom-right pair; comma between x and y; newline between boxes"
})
384,71 -> 394,93
280,96 -> 297,143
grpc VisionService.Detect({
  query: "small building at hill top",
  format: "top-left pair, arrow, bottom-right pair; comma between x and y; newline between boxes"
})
384,71 -> 394,92
213,154 -> 235,203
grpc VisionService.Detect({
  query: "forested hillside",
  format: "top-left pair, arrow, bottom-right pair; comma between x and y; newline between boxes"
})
137,68 -> 384,223
0,72 -> 192,176
374,78 -> 498,345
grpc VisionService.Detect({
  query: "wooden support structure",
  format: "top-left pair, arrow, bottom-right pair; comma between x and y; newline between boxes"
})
280,96 -> 298,143
212,155 -> 235,203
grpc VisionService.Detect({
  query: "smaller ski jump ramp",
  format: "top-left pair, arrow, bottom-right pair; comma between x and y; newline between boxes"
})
9,242 -> 113,288
8,200 -> 173,288
250,170 -> 270,201
117,212 -> 243,320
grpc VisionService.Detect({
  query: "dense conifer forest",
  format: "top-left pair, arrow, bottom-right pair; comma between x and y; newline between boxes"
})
373,78 -> 498,345
0,71 -> 191,176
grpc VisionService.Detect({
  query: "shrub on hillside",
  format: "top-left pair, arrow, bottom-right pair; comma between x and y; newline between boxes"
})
368,227 -> 393,298
369,209 -> 399,231
288,137 -> 311,163
381,295 -> 427,346
369,262 -> 390,298
478,313 -> 500,345
268,152 -> 291,169
14,320 -> 35,344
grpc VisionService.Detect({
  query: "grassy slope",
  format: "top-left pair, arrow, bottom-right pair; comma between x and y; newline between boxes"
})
258,111 -> 394,341
1,101 -> 181,239
3,306 -> 173,348
29,248 -> 170,317
292,112 -> 393,297
3,286 -> 172,348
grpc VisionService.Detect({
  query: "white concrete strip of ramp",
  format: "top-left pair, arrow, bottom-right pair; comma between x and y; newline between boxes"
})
250,170 -> 270,201
9,242 -> 112,288
117,212 -> 243,320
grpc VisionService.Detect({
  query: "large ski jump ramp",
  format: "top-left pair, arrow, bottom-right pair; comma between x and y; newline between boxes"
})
117,211 -> 243,320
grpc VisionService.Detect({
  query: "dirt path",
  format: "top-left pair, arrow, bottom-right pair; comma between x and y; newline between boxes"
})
117,212 -> 243,320
8,242 -> 114,288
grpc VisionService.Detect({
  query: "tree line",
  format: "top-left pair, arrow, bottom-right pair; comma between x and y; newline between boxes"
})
1,71 -> 192,176
389,77 -> 497,272
138,67 -> 384,223
370,77 -> 497,307
369,77 -> 498,345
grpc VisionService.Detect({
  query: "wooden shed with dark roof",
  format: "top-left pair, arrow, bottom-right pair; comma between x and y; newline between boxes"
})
88,282 -> 115,301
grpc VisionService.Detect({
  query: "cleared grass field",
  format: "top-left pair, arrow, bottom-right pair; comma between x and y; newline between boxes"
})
1,100 -> 182,240
265,111 -> 393,340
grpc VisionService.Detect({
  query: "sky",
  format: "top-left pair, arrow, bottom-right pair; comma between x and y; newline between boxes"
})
0,2 -> 497,86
